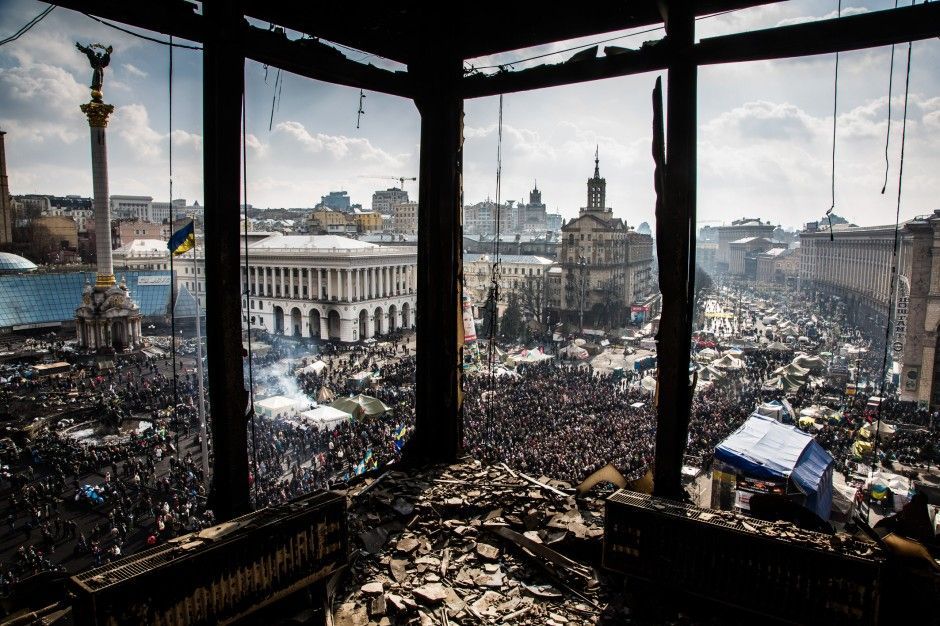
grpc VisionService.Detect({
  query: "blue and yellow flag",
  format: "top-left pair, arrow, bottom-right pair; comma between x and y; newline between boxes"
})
168,220 -> 195,256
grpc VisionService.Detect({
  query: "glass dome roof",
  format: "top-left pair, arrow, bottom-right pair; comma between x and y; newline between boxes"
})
0,252 -> 38,273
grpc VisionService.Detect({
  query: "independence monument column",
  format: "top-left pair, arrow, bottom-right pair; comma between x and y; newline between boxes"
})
74,43 -> 142,351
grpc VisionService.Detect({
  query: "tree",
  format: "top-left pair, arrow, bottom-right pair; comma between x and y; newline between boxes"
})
499,292 -> 524,343
695,264 -> 714,297
517,275 -> 546,326
597,276 -> 627,329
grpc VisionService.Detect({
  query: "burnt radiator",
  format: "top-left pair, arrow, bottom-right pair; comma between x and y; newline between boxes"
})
70,490 -> 347,626
603,490 -> 883,626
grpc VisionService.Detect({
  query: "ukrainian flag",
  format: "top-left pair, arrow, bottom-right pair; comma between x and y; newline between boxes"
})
168,220 -> 195,256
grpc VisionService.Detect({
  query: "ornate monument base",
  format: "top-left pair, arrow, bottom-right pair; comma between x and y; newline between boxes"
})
75,279 -> 142,352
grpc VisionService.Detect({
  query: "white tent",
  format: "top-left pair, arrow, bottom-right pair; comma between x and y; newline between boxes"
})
297,360 -> 328,375
793,354 -> 827,371
697,347 -> 719,362
713,354 -> 744,370
641,376 -> 657,392
299,405 -> 353,430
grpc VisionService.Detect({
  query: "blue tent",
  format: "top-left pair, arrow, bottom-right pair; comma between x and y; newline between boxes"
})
715,414 -> 833,520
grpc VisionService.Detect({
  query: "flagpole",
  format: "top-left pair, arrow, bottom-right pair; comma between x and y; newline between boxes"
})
191,218 -> 210,484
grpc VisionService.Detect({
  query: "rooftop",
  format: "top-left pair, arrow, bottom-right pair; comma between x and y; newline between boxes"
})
249,234 -> 379,251
0,252 -> 38,274
464,253 -> 554,265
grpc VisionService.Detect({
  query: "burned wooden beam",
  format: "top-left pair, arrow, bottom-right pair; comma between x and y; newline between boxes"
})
462,2 -> 940,99
48,0 -> 413,98
462,42 -> 671,99
652,2 -> 696,502
407,32 -> 464,464
697,2 -> 940,65
243,27 -> 414,99
202,1 -> 251,520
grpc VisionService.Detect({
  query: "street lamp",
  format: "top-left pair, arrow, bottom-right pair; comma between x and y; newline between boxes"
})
578,256 -> 588,333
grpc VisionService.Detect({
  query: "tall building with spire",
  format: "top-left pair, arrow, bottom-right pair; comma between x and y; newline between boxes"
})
0,130 -> 13,245
549,152 -> 656,329
582,146 -> 612,221
520,180 -> 548,233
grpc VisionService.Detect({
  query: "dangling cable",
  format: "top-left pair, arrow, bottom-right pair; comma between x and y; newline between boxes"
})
881,0 -> 900,194
268,68 -> 282,131
825,0 -> 842,241
485,95 -> 504,428
243,90 -> 260,502
869,40 -> 913,520
167,35 -> 181,460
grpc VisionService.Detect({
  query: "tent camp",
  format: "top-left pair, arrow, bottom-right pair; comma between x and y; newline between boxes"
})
762,374 -> 804,392
330,394 -> 391,418
559,344 -> 589,360
713,354 -> 744,370
793,354 -> 827,371
296,360 -> 328,375
772,363 -> 809,379
697,365 -> 727,383
755,400 -> 795,424
299,405 -> 353,430
697,347 -> 719,362
715,414 -> 834,520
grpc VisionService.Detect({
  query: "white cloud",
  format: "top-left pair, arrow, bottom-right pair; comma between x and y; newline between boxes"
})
775,6 -> 869,27
122,63 -> 147,78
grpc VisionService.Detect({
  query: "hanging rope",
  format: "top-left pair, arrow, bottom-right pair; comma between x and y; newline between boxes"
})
869,40 -> 913,517
881,0 -> 900,194
485,95 -> 505,425
243,91 -> 261,502
268,68 -> 283,131
167,35 -> 182,460
825,0 -> 842,241
357,89 -> 367,129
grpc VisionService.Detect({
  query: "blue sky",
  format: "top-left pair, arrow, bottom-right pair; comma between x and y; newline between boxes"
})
1,0 -> 938,229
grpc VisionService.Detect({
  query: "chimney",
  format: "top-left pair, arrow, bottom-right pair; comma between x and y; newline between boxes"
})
0,130 -> 12,245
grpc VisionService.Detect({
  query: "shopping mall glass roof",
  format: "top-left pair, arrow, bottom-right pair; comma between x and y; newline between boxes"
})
0,252 -> 38,274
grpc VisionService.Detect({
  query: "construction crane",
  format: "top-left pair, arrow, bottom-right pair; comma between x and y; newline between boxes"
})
359,175 -> 417,190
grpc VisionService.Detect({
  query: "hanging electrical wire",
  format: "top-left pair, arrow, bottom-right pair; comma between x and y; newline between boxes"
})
82,13 -> 202,50
485,95 -> 505,425
356,89 -> 367,129
268,67 -> 283,131
0,5 -> 55,47
825,0 -> 842,241
881,0 -> 901,194
167,35 -> 182,460
243,91 -> 261,502
869,39 -> 913,520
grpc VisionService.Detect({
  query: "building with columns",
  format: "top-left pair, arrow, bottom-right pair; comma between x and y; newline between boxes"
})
800,211 -> 940,408
243,234 -> 417,342
715,218 -> 776,275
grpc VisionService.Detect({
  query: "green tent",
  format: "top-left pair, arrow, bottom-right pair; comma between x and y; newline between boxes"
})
330,394 -> 391,419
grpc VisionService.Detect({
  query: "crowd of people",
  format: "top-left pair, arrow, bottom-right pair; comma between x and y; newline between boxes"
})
1,283 -> 938,596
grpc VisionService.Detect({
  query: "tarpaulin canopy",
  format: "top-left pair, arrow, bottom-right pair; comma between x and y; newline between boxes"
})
715,414 -> 834,520
762,375 -> 804,392
698,365 -> 727,382
713,354 -> 744,370
297,360 -> 327,375
766,341 -> 792,352
773,363 -> 809,379
793,354 -> 827,371
330,394 -> 391,418
299,405 -> 353,430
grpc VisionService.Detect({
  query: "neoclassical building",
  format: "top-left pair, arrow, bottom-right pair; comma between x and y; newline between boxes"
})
242,234 -> 417,342
800,211 -> 940,407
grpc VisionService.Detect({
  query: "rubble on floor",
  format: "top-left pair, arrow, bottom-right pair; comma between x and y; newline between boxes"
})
333,459 -> 624,625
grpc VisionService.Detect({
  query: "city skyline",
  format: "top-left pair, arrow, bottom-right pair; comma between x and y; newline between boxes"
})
1,0 -> 939,230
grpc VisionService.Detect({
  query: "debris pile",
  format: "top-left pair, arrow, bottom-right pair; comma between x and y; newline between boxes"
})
334,459 -> 624,625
